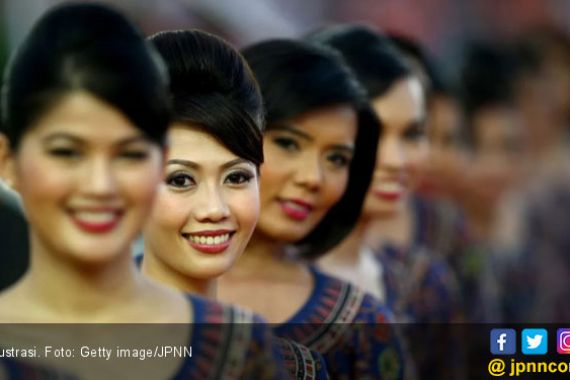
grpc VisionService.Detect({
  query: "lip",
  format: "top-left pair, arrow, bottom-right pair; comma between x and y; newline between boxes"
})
278,198 -> 314,221
371,179 -> 406,202
372,190 -> 403,202
68,208 -> 123,234
182,229 -> 235,254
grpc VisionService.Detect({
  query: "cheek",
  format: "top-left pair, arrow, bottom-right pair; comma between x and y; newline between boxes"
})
120,162 -> 163,206
260,161 -> 287,203
228,187 -> 260,231
321,170 -> 349,209
148,187 -> 190,231
15,156 -> 71,206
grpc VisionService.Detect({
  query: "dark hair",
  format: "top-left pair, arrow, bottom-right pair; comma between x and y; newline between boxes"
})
1,3 -> 171,149
242,39 -> 379,259
387,33 -> 448,96
148,30 -> 264,168
307,24 -> 413,99
459,42 -> 520,146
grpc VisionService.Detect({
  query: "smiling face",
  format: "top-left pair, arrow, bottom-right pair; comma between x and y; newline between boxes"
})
143,125 -> 260,280
363,77 -> 428,218
1,91 -> 163,264
256,104 -> 357,243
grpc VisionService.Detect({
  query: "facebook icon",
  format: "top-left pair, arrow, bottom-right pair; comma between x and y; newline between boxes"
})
491,329 -> 516,355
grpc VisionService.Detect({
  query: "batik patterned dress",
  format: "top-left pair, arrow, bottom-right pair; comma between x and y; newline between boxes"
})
173,294 -> 287,380
274,267 -> 404,380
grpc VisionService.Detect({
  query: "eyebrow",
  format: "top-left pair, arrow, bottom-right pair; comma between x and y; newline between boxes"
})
269,124 -> 313,142
42,133 -> 148,146
167,158 -> 254,170
330,145 -> 355,154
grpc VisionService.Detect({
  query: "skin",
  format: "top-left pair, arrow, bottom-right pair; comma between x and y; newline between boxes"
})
320,77 -> 428,287
218,104 -> 357,323
0,92 -> 189,325
142,125 -> 260,297
416,94 -> 467,199
362,77 -> 428,219
458,105 -> 528,238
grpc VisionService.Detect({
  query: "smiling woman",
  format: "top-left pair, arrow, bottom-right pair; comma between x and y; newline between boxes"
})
0,5 -> 286,380
217,39 -> 405,379
141,29 -> 264,296
140,30 -> 327,380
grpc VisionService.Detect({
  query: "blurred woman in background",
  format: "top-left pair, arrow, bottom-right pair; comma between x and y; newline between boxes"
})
218,39 -> 404,380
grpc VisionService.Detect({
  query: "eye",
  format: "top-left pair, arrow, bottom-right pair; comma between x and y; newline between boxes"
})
272,136 -> 300,152
327,152 -> 352,168
404,125 -> 426,141
119,150 -> 149,160
166,172 -> 195,189
225,170 -> 254,185
47,147 -> 80,159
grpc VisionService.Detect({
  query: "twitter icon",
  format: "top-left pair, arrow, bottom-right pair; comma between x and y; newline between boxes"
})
522,329 -> 548,355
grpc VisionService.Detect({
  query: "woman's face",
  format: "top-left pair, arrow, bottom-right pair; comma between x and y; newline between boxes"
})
143,125 -> 260,279
363,77 -> 428,217
256,104 -> 356,242
1,91 -> 163,263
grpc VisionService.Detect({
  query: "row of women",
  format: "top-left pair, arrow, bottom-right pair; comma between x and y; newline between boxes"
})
3,2 -> 569,380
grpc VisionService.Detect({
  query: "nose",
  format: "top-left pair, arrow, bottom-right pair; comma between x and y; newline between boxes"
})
83,156 -> 117,197
378,136 -> 405,171
193,184 -> 230,223
294,153 -> 323,192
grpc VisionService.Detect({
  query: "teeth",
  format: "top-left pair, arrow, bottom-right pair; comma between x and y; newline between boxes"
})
375,182 -> 403,193
188,233 -> 230,245
283,201 -> 309,211
74,211 -> 116,223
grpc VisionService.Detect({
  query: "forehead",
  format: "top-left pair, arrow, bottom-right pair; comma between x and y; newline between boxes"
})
274,104 -> 357,143
473,107 -> 523,143
371,77 -> 425,127
167,124 -> 238,162
25,91 -> 142,143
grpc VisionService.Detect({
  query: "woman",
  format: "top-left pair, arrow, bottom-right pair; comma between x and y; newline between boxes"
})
309,24 -> 461,323
141,29 -> 328,380
0,5 -> 284,379
218,39 -> 404,380
309,25 -> 464,380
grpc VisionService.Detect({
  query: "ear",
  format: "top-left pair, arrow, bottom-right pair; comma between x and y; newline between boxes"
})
0,134 -> 17,191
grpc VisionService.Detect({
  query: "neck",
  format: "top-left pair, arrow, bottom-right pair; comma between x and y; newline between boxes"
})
319,219 -> 368,267
364,199 -> 414,249
21,232 -> 144,321
227,231 -> 301,281
141,251 -> 216,298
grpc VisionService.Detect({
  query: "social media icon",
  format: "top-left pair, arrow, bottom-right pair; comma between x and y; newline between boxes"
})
557,329 -> 570,354
491,329 -> 516,355
522,329 -> 548,355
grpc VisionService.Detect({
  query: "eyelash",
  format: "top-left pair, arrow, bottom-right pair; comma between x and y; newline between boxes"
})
119,151 -> 149,160
272,136 -> 300,152
225,170 -> 254,185
166,170 -> 254,189
327,153 -> 351,168
47,148 -> 149,160
404,127 -> 426,141
166,172 -> 195,189
48,148 -> 79,158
